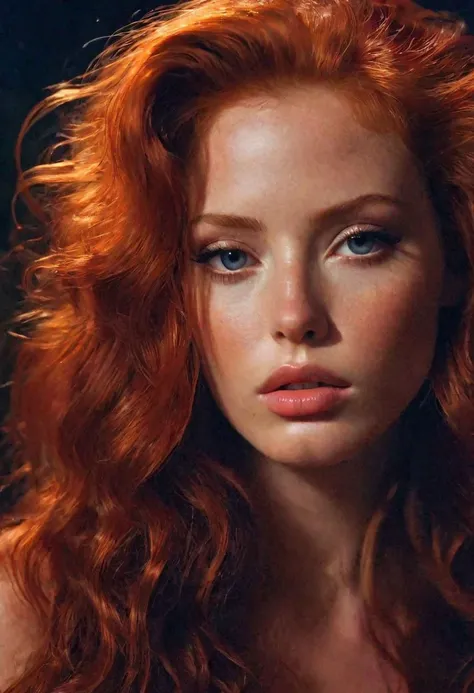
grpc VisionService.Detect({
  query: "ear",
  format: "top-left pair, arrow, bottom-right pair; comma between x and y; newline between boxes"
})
439,267 -> 468,307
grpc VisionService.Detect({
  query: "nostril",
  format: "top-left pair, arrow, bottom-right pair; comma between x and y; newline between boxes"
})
274,327 -> 318,342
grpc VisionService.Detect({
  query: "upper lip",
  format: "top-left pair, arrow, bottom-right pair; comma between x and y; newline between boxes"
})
258,363 -> 351,394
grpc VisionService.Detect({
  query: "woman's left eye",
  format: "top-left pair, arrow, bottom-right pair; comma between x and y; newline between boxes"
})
336,230 -> 400,257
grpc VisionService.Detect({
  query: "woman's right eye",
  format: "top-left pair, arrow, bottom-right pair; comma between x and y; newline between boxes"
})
195,248 -> 256,272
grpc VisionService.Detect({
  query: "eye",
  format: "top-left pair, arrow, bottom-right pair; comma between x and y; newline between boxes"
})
336,229 -> 401,257
217,249 -> 249,271
194,247 -> 256,272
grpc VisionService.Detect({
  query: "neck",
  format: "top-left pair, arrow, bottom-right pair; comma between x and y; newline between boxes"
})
249,424 -> 400,625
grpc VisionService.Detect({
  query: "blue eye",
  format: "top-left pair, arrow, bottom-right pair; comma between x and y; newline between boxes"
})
338,230 -> 400,257
346,233 -> 378,255
219,249 -> 248,270
194,247 -> 253,271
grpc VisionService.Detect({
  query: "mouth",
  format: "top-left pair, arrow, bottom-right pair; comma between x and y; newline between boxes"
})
259,364 -> 350,395
279,381 -> 343,391
258,364 -> 350,417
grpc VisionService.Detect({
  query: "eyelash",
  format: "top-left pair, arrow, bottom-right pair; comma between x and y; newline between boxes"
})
193,228 -> 401,284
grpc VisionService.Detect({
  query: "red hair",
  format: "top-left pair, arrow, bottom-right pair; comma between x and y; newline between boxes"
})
2,0 -> 474,691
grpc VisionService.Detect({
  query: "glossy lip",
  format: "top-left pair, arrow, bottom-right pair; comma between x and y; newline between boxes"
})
259,385 -> 350,418
258,363 -> 351,394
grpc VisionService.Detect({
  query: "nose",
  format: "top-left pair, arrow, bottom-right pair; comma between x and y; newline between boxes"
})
269,263 -> 330,345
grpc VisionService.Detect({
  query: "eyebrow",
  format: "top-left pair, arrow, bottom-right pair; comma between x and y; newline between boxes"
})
190,194 -> 404,232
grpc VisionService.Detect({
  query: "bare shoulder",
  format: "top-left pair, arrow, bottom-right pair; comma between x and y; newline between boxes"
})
0,526 -> 43,691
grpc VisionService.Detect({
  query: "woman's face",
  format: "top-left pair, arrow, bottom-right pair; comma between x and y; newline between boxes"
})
190,85 -> 453,467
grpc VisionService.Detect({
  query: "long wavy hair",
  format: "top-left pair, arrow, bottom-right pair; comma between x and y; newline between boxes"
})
2,0 -> 474,691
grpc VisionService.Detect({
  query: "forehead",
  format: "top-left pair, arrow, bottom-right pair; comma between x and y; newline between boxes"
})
197,85 -> 427,214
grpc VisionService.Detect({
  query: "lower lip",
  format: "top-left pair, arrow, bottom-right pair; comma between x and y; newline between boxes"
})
260,386 -> 350,418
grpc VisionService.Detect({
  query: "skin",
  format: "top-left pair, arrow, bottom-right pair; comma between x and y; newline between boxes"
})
191,85 -> 453,469
189,85 -> 459,692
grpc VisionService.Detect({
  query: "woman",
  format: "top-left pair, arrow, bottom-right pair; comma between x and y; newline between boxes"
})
0,0 -> 473,690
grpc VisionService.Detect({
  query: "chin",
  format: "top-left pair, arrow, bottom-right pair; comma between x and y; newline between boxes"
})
255,441 -> 360,468
235,416 -> 397,469
243,435 -> 362,467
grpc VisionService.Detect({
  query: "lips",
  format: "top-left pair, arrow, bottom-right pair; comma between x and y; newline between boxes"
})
281,381 -> 328,390
258,363 -> 350,394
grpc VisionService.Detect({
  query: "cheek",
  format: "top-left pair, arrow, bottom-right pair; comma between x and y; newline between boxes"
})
196,285 -> 262,374
344,275 -> 440,380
